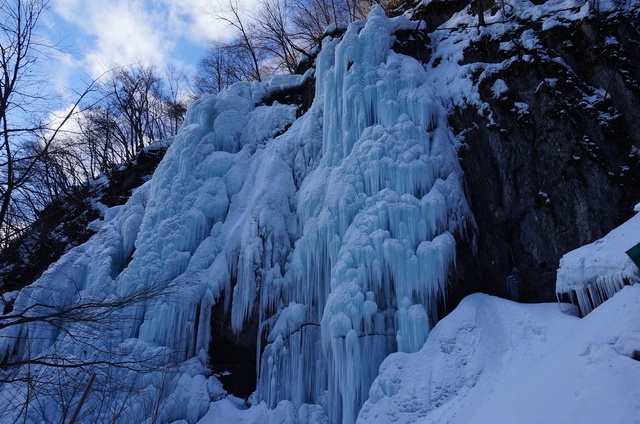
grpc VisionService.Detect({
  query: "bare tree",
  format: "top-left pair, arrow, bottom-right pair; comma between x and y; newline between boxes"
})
211,0 -> 264,82
106,64 -> 163,157
196,0 -> 393,95
70,63 -> 185,169
0,277 -> 181,424
0,0 -> 51,238
0,284 -> 171,375
0,0 -> 98,243
163,64 -> 188,135
288,0 -> 375,47
253,0 -> 305,74
196,0 -> 299,94
193,40 -> 251,95
79,104 -> 129,175
289,0 -> 339,47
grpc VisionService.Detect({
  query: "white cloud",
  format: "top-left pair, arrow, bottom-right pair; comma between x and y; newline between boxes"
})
160,0 -> 265,43
53,1 -> 173,76
159,0 -> 230,44
50,0 -> 248,79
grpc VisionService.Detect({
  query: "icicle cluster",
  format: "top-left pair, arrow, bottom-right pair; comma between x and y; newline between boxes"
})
556,208 -> 640,316
257,7 -> 470,424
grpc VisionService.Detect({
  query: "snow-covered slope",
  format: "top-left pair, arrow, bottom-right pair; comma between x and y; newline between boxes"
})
358,285 -> 640,424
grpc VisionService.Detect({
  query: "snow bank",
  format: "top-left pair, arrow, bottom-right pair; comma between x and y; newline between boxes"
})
358,285 -> 640,424
556,205 -> 640,315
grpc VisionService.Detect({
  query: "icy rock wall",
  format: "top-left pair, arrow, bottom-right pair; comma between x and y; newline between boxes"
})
0,6 -> 471,424
0,76 -> 302,423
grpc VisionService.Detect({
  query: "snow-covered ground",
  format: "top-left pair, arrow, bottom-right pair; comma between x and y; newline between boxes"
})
358,285 -> 640,423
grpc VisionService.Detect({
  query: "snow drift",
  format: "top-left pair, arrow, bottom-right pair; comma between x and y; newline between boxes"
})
358,285 -> 640,424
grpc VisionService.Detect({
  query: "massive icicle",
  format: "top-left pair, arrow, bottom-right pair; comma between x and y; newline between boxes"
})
257,7 -> 470,424
0,7 -> 471,424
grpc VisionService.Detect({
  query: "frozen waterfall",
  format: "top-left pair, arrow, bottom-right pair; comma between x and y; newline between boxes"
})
0,7 -> 472,424
257,9 -> 470,424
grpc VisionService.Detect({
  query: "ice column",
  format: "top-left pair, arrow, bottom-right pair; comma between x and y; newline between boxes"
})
256,6 -> 471,424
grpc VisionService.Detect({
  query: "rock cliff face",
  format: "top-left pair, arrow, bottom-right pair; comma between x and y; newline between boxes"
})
404,0 -> 640,305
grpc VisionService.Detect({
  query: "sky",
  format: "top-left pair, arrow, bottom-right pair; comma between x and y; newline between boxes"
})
42,0 -> 248,94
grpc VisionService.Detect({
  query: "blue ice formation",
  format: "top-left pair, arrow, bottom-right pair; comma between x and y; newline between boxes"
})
0,7 -> 471,424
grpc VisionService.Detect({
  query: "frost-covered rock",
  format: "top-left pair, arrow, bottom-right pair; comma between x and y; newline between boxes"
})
426,0 -> 640,302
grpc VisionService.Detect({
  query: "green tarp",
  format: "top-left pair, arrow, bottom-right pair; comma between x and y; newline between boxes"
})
626,243 -> 640,268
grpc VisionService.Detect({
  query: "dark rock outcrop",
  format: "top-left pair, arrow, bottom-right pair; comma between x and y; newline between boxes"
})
446,11 -> 640,303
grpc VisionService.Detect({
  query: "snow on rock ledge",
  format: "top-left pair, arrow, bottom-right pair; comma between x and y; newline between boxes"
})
556,204 -> 640,316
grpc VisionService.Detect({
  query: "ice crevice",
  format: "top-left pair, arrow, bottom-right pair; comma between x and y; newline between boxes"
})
0,6 -> 474,424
